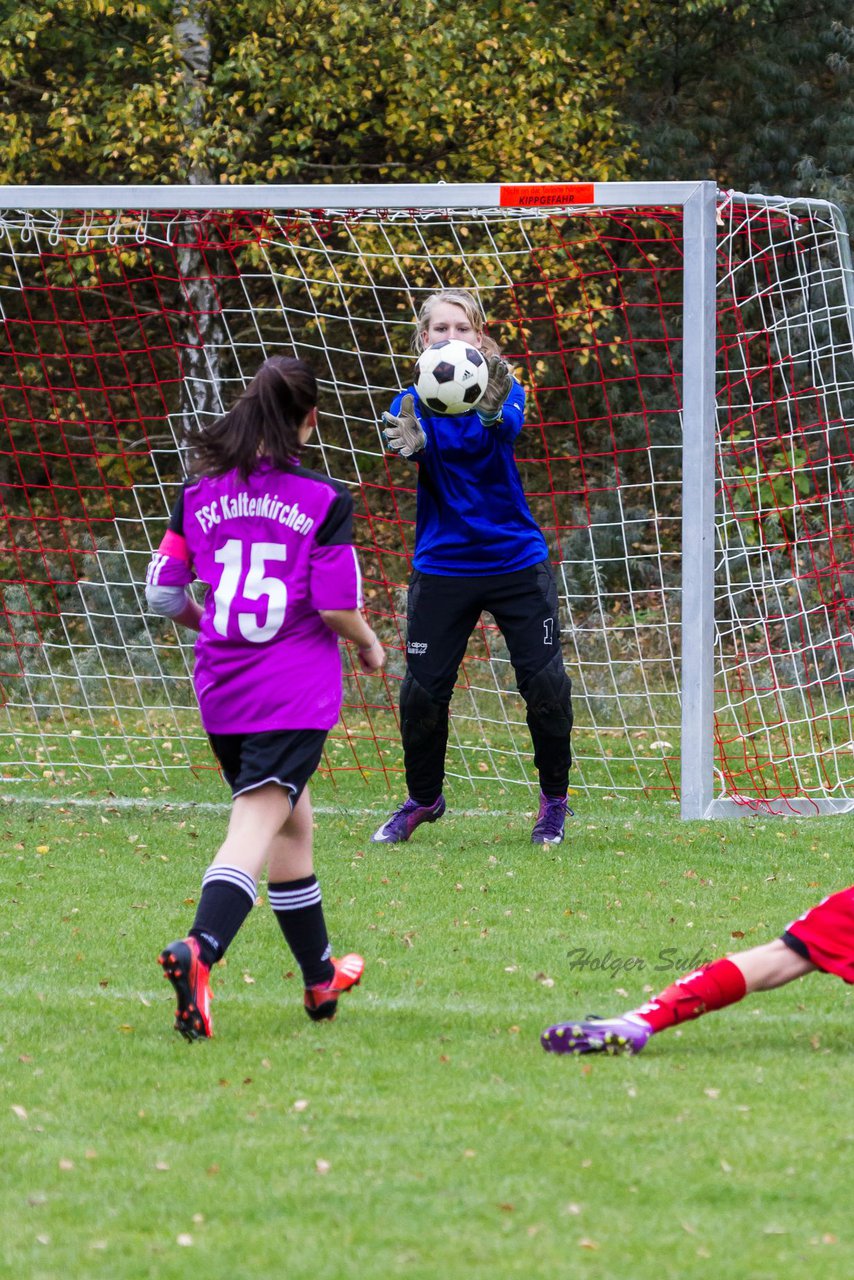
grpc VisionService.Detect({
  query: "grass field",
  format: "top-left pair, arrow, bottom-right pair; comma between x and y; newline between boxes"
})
2,776 -> 853,1279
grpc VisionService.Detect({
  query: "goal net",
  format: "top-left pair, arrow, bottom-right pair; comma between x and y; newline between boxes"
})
0,184 -> 852,813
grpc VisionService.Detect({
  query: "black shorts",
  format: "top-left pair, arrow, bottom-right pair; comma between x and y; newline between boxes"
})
208,728 -> 328,802
405,558 -> 561,699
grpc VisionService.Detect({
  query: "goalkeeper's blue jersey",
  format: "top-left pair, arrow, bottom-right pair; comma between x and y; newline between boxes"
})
390,379 -> 548,576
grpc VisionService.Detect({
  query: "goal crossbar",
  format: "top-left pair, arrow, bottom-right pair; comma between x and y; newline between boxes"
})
0,181 -> 709,210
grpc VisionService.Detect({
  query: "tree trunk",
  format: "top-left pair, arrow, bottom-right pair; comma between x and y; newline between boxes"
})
173,0 -> 225,436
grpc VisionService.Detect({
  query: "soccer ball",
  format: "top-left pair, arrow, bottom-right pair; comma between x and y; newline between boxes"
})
414,340 -> 489,415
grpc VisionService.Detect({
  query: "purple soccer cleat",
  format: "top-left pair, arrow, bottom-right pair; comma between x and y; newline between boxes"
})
540,1015 -> 652,1056
531,792 -> 572,845
371,794 -> 446,844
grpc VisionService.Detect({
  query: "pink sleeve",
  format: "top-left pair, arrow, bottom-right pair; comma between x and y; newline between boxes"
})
309,544 -> 364,611
146,530 -> 195,588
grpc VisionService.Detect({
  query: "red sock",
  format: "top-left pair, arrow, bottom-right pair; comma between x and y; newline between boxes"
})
633,957 -> 747,1033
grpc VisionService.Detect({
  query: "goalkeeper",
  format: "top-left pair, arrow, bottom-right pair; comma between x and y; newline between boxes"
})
374,288 -> 573,846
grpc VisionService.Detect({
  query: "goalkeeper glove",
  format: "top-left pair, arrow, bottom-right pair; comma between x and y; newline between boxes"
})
381,393 -> 426,457
477,355 -> 513,426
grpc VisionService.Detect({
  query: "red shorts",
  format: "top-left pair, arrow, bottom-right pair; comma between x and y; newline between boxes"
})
783,885 -> 854,984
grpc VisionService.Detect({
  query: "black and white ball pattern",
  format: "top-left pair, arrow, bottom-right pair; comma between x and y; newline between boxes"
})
414,340 -> 489,415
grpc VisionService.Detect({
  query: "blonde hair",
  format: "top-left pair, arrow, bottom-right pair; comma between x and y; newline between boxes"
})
413,288 -> 501,356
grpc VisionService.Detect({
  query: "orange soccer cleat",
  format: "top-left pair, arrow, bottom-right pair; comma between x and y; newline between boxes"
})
158,937 -> 213,1041
303,953 -> 365,1022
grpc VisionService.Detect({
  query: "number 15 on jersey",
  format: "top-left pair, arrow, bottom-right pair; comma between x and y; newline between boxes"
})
212,539 -> 288,643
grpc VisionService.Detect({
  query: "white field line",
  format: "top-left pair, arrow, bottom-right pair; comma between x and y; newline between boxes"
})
0,792 -> 522,818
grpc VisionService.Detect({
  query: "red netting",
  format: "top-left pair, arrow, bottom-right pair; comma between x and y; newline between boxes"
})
0,198 -> 851,806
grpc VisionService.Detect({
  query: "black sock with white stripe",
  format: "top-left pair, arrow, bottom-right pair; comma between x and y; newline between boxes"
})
189,864 -> 257,967
268,875 -> 334,987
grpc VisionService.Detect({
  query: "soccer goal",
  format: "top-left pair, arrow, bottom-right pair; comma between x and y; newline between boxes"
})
0,181 -> 852,817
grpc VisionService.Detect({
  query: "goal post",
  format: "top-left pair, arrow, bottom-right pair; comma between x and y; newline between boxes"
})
677,183 -> 718,819
1,180 -> 851,818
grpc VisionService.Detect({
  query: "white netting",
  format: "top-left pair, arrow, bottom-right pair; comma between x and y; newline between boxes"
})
0,193 -> 852,808
714,193 -> 854,811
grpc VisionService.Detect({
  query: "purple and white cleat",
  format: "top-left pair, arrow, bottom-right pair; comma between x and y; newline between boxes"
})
540,1015 -> 652,1056
531,793 -> 572,845
371,794 -> 446,844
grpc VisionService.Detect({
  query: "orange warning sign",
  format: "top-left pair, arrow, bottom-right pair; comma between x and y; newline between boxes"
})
499,184 -> 595,208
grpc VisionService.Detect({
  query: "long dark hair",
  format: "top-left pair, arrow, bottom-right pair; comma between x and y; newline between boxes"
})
189,356 -> 318,479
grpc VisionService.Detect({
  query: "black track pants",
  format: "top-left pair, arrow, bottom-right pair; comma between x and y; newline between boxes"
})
400,560 -> 573,801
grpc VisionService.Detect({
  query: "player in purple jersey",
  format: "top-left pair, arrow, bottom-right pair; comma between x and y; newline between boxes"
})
145,356 -> 385,1040
374,289 -> 573,847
